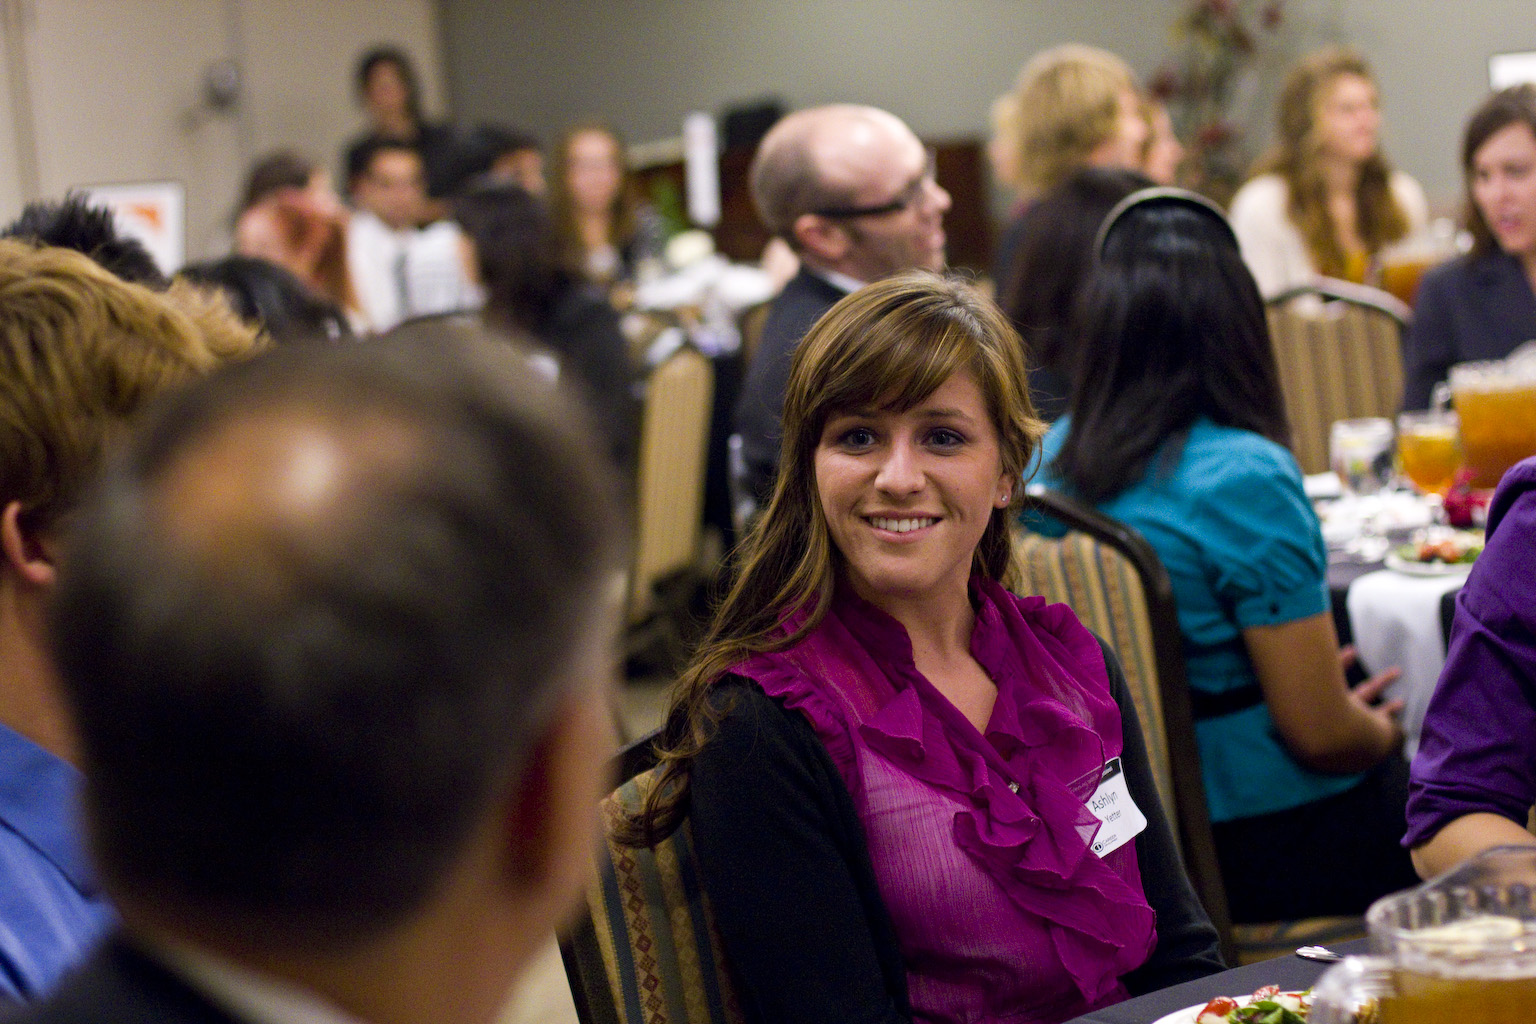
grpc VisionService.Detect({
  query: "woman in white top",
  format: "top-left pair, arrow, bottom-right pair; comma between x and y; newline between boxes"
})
1230,47 -> 1427,299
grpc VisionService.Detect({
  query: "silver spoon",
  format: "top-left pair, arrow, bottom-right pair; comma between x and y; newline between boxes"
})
1295,944 -> 1345,963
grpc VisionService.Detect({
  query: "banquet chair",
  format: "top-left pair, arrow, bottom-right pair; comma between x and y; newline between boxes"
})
1015,488 -> 1373,964
1265,278 -> 1411,474
626,345 -> 715,666
559,730 -> 746,1024
737,300 -> 771,370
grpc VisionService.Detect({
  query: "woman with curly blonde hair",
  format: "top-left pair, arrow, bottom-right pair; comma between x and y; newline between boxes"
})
1230,46 -> 1427,298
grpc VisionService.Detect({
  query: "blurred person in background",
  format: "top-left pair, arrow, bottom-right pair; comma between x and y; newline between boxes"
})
1034,190 -> 1417,922
346,137 -> 478,333
455,180 -> 637,473
548,123 -> 662,292
999,167 -> 1151,422
1140,97 -> 1186,186
0,240 -> 262,1003
233,150 -> 360,326
342,45 -> 461,210
179,256 -> 352,345
994,45 -> 1149,291
450,124 -> 546,197
3,194 -> 168,288
1401,85 -> 1536,409
1229,46 -> 1427,299
733,104 -> 952,505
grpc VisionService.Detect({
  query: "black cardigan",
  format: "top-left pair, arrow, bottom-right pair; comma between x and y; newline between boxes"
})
689,638 -> 1225,1024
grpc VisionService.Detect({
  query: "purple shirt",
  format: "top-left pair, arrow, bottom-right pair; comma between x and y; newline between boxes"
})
1405,457 -> 1536,847
733,579 -> 1156,1024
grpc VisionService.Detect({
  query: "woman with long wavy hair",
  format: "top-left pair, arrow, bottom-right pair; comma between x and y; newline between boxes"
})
547,123 -> 661,292
1229,46 -> 1427,298
623,272 -> 1222,1024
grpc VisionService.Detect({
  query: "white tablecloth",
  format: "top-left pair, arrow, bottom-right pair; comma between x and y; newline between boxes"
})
1345,568 -> 1466,758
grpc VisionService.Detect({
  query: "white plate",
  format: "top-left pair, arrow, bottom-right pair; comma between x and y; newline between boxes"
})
1384,552 -> 1475,577
1149,1002 -> 1220,1024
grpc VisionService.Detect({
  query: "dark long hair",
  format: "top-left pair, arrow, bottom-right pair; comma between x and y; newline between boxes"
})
1052,191 -> 1290,504
617,273 -> 1043,845
1001,167 -> 1151,393
453,181 -> 569,335
1461,84 -> 1536,260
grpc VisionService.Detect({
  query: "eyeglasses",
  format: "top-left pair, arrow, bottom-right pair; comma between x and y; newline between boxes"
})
813,149 -> 939,219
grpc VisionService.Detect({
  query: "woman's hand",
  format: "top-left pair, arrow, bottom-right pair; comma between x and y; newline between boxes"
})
1340,645 -> 1406,747
1244,613 -> 1404,773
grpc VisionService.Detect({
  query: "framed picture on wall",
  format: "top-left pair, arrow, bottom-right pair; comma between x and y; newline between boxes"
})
74,181 -> 186,274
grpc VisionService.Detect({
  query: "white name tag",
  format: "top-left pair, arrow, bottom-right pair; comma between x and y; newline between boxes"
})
1087,757 -> 1147,858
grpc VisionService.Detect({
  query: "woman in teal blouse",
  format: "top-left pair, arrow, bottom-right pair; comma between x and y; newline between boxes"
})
1031,188 -> 1418,922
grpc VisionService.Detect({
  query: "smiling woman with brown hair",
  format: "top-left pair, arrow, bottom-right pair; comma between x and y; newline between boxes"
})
626,272 -> 1222,1024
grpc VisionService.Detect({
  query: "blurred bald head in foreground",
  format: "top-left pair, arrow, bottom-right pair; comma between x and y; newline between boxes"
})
18,325 -> 623,1024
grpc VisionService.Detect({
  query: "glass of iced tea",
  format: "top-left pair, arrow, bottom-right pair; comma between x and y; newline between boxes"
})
1396,410 -> 1461,496
1448,354 -> 1536,488
1310,846 -> 1536,1024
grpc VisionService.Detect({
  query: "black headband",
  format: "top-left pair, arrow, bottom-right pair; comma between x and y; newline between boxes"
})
1093,186 -> 1239,261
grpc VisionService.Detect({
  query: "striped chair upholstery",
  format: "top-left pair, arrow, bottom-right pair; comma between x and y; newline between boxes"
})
629,345 -> 714,624
1265,279 -> 1410,474
561,735 -> 745,1024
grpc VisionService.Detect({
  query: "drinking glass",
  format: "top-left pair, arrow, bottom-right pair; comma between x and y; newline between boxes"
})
1448,354 -> 1536,489
1310,846 -> 1536,1024
1396,410 -> 1461,497
1331,417 -> 1395,496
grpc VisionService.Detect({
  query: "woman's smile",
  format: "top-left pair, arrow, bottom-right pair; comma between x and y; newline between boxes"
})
816,370 -> 1013,609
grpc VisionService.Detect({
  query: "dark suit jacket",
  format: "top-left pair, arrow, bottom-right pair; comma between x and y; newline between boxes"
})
1402,251 -> 1536,410
732,268 -> 848,503
2,936 -> 240,1024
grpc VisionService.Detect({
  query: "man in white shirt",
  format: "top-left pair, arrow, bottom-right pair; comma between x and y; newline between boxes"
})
16,324 -> 622,1024
346,137 -> 477,331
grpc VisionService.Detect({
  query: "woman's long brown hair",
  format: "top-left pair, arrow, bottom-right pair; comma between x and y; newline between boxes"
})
1250,47 -> 1410,278
547,122 -> 640,279
614,272 -> 1044,847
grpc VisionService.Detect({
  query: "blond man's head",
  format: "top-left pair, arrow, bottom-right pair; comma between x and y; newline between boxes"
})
0,240 -> 264,539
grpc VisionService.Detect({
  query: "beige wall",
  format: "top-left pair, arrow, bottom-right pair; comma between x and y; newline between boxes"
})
0,0 -> 443,262
440,0 -> 1536,209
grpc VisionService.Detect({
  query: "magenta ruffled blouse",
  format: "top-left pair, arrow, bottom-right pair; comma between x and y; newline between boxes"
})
732,578 -> 1156,1024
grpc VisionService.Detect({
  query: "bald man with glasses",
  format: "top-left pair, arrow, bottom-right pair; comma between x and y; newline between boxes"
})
734,105 -> 952,504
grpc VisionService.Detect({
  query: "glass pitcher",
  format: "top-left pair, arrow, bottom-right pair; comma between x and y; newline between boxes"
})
1310,846 -> 1536,1023
1438,344 -> 1536,489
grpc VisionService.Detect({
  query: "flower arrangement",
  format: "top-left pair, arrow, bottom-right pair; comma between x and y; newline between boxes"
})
1150,0 -> 1287,205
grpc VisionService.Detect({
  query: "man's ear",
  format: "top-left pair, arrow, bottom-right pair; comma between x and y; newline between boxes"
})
791,213 -> 849,266
1,501 -> 57,588
500,689 -> 613,893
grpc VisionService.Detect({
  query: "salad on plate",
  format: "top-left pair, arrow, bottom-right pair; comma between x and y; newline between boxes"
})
1195,986 -> 1311,1023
